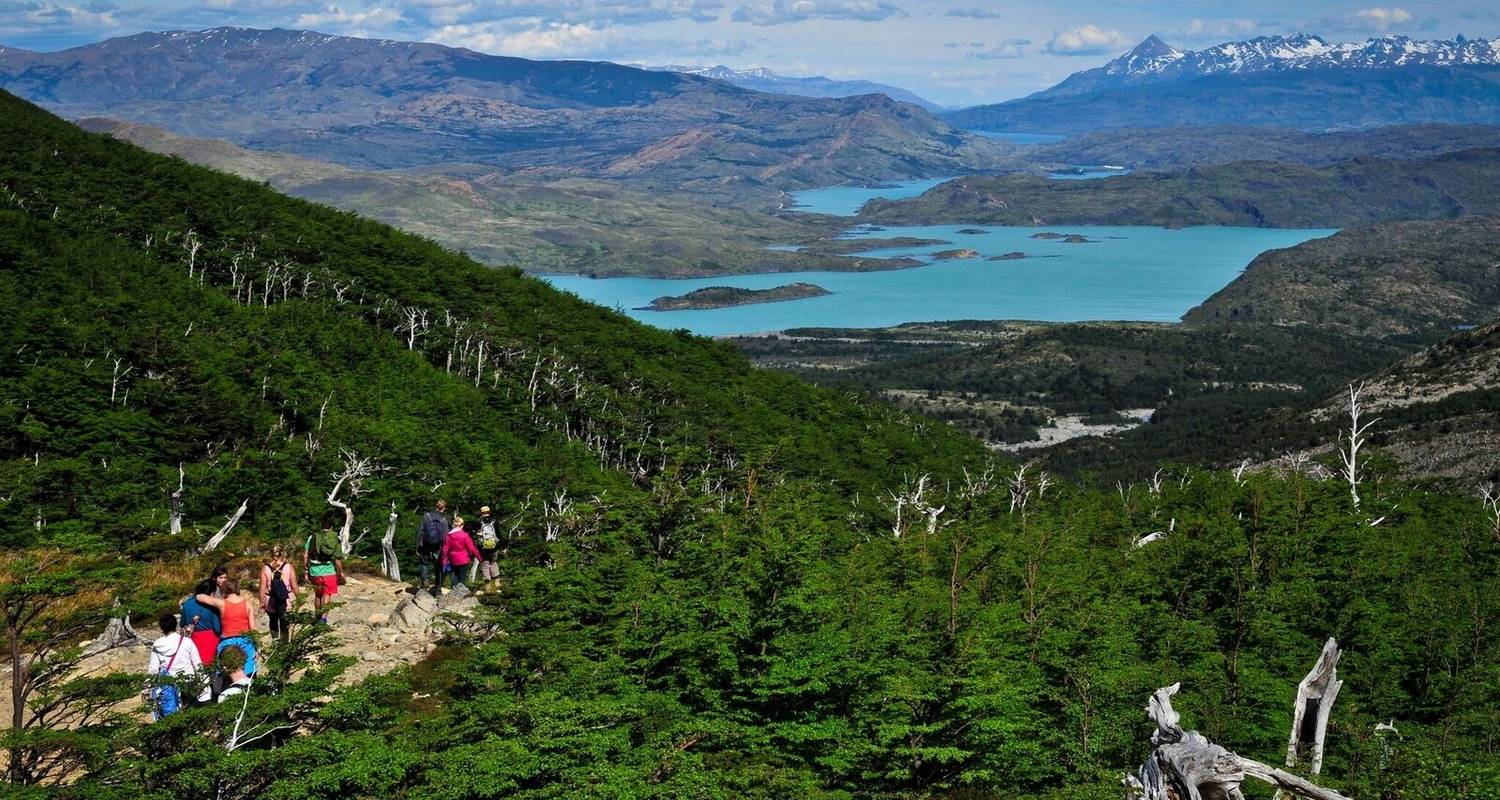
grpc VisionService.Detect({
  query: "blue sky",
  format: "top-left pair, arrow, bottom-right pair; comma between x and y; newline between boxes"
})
0,1 -> 1492,105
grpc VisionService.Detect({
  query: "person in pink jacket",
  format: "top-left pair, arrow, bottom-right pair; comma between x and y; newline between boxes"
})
440,516 -> 482,590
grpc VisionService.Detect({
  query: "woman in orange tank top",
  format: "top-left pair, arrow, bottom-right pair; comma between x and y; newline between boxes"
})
197,577 -> 258,676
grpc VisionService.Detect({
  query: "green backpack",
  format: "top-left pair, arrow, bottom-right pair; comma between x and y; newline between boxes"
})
309,529 -> 341,561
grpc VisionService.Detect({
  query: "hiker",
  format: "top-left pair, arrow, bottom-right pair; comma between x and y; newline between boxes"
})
441,515 -> 481,591
417,499 -> 450,597
211,565 -> 229,598
145,613 -> 207,719
304,511 -> 346,625
215,644 -> 253,703
476,505 -> 500,582
181,578 -> 222,667
196,578 -> 258,678
260,545 -> 299,642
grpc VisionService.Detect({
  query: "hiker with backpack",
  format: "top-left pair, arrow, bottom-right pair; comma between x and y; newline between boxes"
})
441,515 -> 482,591
144,613 -> 208,720
260,545 -> 299,642
476,505 -> 500,583
417,499 -> 450,597
304,511 -> 345,625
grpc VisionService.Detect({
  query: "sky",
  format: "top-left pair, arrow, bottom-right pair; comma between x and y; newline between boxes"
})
0,1 -> 1494,105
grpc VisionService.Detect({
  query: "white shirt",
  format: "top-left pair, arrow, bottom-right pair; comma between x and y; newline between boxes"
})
148,632 -> 209,702
218,678 -> 253,703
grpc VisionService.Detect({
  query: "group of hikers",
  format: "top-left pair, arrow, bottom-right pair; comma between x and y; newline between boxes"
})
144,500 -> 502,718
416,499 -> 505,596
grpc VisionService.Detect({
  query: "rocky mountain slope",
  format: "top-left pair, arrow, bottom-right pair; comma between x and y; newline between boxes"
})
77,118 -> 878,277
944,34 -> 1500,133
858,149 -> 1500,228
1185,216 -> 1500,337
1029,124 -> 1500,169
0,27 -> 1013,187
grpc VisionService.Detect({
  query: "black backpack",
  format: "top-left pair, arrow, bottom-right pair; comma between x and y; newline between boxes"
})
266,564 -> 290,614
419,512 -> 447,546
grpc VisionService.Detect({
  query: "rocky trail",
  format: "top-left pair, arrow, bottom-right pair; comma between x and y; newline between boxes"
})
3,572 -> 480,726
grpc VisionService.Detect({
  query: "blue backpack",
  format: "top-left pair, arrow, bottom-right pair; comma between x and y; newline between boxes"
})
151,639 -> 186,720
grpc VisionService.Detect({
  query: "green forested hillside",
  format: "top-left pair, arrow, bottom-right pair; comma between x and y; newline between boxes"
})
2,92 -> 1498,799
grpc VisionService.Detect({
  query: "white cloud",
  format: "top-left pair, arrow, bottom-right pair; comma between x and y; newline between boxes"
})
0,0 -> 119,37
732,0 -> 903,26
1042,24 -> 1124,56
432,20 -> 621,56
945,5 -> 999,19
1315,6 -> 1427,35
395,0 -> 722,29
1350,6 -> 1413,29
294,4 -> 405,31
968,37 -> 1028,59
1169,17 -> 1263,45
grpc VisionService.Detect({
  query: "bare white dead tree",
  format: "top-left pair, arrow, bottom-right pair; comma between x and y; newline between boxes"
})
169,463 -> 184,536
380,502 -> 401,581
882,473 -> 945,537
327,449 -> 376,555
183,229 -> 203,279
958,463 -> 997,504
1338,382 -> 1379,510
108,354 -> 133,405
1133,518 -> 1175,549
542,490 -> 575,542
397,306 -> 431,350
1147,468 -> 1167,497
200,499 -> 248,552
1234,459 -> 1252,486
1284,638 -> 1343,779
1129,683 -> 1352,800
1480,483 -> 1500,542
1008,464 -> 1036,514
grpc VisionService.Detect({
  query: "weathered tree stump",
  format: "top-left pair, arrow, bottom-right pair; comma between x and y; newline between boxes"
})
1130,683 -> 1352,800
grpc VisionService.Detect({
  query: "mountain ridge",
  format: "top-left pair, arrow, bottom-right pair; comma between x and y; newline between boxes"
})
0,26 -> 1013,188
857,148 -> 1500,228
647,63 -> 941,110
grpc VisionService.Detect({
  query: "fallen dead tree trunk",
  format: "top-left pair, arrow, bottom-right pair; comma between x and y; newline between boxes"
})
200,499 -> 248,553
1130,683 -> 1352,800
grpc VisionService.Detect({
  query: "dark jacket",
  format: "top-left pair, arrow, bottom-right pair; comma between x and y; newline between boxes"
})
418,510 -> 450,550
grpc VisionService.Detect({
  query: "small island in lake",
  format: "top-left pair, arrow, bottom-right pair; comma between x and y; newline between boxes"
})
639,282 -> 832,311
987,251 -> 1028,261
931,248 -> 981,260
956,228 -> 989,235
1030,232 -> 1096,243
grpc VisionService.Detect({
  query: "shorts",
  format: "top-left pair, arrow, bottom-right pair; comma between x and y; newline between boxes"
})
311,574 -> 339,597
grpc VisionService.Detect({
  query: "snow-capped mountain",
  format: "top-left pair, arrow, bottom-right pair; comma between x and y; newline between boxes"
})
647,64 -> 941,110
1042,33 -> 1500,97
944,31 -> 1500,133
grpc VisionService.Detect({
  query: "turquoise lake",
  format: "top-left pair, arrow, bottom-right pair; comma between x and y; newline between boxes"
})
543,181 -> 1337,336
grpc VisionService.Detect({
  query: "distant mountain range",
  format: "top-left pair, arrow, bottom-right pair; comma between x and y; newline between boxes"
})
945,33 -> 1500,133
0,27 -> 1012,188
647,64 -> 941,110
